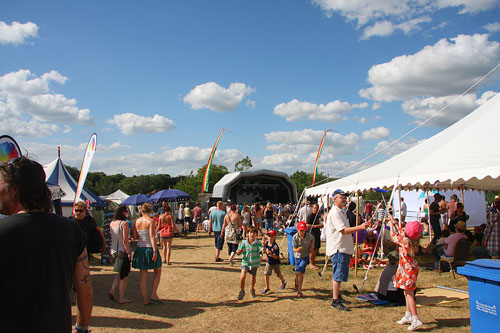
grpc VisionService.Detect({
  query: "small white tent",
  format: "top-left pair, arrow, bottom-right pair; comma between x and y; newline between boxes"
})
102,189 -> 129,204
306,92 -> 500,196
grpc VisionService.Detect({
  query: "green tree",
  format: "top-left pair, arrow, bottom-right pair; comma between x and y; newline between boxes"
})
174,164 -> 229,200
234,156 -> 252,171
290,170 -> 329,197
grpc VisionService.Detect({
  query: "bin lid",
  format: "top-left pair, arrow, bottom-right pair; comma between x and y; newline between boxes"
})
457,259 -> 500,282
284,226 -> 297,236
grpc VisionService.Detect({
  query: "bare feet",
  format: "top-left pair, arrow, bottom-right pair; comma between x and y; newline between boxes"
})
107,292 -> 116,301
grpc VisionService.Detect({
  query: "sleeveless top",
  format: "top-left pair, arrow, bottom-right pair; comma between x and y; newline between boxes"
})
265,208 -> 274,219
159,215 -> 174,237
110,220 -> 125,254
242,212 -> 250,225
136,229 -> 152,248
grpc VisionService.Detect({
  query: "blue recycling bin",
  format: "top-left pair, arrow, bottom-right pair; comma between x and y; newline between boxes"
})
284,226 -> 297,265
457,259 -> 500,332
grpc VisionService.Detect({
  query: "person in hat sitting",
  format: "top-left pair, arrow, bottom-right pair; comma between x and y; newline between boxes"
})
433,220 -> 468,270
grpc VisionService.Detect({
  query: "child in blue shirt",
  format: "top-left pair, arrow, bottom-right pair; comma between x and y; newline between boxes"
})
261,230 -> 287,294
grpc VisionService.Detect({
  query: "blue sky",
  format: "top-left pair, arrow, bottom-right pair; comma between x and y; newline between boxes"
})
1,0 -> 500,185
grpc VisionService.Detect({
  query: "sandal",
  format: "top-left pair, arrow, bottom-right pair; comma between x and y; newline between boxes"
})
279,281 -> 287,290
297,292 -> 303,298
261,288 -> 270,295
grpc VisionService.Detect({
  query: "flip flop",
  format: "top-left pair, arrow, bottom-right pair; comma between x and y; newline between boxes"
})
108,292 -> 116,302
279,281 -> 287,290
150,298 -> 163,304
118,300 -> 132,304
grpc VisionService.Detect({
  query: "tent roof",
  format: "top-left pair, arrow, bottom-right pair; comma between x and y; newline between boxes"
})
306,92 -> 500,197
104,189 -> 129,203
44,157 -> 107,207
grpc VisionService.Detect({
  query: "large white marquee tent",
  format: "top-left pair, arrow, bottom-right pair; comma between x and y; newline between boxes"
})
306,92 -> 500,197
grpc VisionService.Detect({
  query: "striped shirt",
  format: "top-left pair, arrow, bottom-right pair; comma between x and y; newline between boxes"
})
238,239 -> 263,269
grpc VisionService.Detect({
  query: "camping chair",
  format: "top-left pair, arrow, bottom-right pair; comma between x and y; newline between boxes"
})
438,238 -> 470,279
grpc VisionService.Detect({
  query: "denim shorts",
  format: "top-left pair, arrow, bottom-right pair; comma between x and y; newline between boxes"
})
295,256 -> 309,274
331,251 -> 350,282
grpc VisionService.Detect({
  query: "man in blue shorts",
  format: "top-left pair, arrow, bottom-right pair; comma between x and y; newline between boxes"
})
326,189 -> 371,311
209,201 -> 226,262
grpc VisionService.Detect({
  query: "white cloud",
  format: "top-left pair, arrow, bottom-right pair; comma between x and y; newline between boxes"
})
359,34 -> 500,102
184,82 -> 255,112
484,22 -> 500,33
0,69 -> 93,137
0,21 -> 38,45
361,16 -> 431,39
372,102 -> 382,110
107,113 -> 176,135
265,129 -> 359,159
357,117 -> 368,123
23,141 -> 245,177
402,91 -> 498,127
362,127 -> 390,140
313,0 -> 498,39
273,98 -> 368,122
435,0 -> 499,14
246,99 -> 256,109
374,137 -> 425,155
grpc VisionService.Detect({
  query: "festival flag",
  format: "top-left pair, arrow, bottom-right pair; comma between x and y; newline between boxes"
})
202,128 -> 228,192
312,129 -> 337,187
0,135 -> 22,164
73,133 -> 97,210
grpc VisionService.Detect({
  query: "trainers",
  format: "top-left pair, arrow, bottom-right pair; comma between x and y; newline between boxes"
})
237,290 -> 245,300
338,295 -> 351,305
408,319 -> 423,331
279,280 -> 287,290
397,315 -> 413,325
330,299 -> 350,311
250,289 -> 256,298
215,258 -> 223,262
261,288 -> 270,295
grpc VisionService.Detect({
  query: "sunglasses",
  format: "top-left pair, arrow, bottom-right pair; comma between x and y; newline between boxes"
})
75,209 -> 85,213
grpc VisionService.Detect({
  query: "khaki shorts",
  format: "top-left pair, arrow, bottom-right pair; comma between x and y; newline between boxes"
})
263,263 -> 282,276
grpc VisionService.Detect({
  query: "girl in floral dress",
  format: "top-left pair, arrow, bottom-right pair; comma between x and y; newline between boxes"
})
388,215 -> 423,331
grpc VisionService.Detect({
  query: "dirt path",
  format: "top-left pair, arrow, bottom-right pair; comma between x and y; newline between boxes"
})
80,232 -> 471,332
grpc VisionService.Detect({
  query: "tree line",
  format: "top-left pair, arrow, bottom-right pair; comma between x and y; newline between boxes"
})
66,156 -> 407,202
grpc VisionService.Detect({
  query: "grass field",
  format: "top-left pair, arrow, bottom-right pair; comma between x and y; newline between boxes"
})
77,232 -> 471,332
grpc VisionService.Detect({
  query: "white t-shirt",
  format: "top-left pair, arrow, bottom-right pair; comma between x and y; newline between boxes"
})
326,205 -> 354,256
298,205 -> 312,222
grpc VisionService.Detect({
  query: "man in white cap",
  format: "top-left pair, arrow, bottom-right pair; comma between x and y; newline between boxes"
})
326,189 -> 371,311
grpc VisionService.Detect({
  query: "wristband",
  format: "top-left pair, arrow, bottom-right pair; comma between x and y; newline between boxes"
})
75,324 -> 89,333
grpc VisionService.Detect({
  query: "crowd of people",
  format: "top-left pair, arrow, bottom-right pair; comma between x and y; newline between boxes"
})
2,155 -> 500,332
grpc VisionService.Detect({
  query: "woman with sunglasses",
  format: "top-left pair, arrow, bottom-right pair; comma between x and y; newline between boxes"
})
70,201 -> 105,260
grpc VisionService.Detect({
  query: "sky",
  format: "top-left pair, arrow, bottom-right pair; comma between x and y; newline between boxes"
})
1,0 -> 500,187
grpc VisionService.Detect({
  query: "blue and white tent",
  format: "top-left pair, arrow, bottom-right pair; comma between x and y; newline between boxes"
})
43,156 -> 107,208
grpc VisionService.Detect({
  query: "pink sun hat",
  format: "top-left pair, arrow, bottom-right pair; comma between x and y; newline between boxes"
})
405,221 -> 423,240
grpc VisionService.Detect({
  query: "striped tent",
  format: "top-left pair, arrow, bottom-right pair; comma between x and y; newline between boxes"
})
43,156 -> 106,208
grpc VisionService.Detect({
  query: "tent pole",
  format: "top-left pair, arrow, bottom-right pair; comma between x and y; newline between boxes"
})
426,190 -> 432,242
398,185 -> 402,228
355,191 -> 360,278
461,186 -> 465,207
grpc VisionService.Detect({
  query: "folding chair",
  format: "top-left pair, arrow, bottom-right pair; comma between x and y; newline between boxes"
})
439,237 -> 470,279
